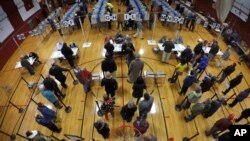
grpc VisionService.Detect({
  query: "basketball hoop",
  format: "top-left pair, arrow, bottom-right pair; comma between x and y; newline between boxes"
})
110,125 -> 144,141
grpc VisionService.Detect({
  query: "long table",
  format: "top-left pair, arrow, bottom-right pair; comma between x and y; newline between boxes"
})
50,48 -> 79,59
202,47 -> 223,56
15,57 -> 35,69
158,43 -> 186,52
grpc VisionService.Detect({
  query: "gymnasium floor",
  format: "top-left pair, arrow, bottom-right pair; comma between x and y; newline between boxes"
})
0,2 -> 250,141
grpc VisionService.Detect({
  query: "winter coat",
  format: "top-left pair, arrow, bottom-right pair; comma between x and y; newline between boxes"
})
61,45 -> 73,59
37,105 -> 56,121
101,78 -> 118,92
43,77 -> 58,91
36,116 -> 61,133
229,75 -> 243,88
49,65 -> 69,83
94,122 -> 110,139
183,75 -> 197,87
194,42 -> 203,55
236,90 -> 250,101
163,41 -> 174,53
223,64 -> 235,75
120,104 -> 137,122
209,44 -> 219,55
101,58 -> 117,73
128,59 -> 144,82
139,96 -> 154,116
204,100 -> 222,117
197,55 -> 208,69
132,82 -> 146,98
200,76 -> 214,93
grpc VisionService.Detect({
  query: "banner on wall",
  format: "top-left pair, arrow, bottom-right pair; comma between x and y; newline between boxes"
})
0,6 -> 14,43
14,0 -> 40,21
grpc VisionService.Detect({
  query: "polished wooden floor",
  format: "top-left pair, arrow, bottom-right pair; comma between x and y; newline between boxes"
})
1,2 -> 250,141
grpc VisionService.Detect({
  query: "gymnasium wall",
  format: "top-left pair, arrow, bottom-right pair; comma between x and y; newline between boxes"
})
0,0 -> 44,70
194,0 -> 250,48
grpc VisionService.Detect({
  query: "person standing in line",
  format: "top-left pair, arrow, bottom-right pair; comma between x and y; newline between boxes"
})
138,93 -> 154,119
100,94 -> 115,121
61,43 -> 75,67
38,84 -> 62,109
217,63 -> 236,84
205,114 -> 234,138
235,108 -> 250,123
132,76 -> 147,104
200,75 -> 216,93
189,13 -> 196,32
120,100 -> 137,122
181,87 -> 203,110
229,88 -> 250,107
133,117 -> 149,137
101,72 -> 118,98
193,54 -> 208,75
104,41 -> 114,58
128,55 -> 144,83
20,55 -> 35,75
222,73 -> 243,95
43,76 -> 66,99
49,63 -> 69,88
133,19 -> 144,39
125,49 -> 136,68
161,38 -> 174,63
179,70 -> 197,95
168,61 -> 187,83
26,130 -> 51,141
94,119 -> 110,139
203,97 -> 225,118
101,53 -> 117,79
73,67 -> 92,93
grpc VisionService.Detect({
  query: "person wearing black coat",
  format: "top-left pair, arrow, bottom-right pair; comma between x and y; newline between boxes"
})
179,46 -> 193,64
43,76 -> 66,99
122,41 -> 135,55
200,75 -> 216,93
101,72 -> 118,98
104,41 -> 114,58
61,43 -> 75,67
28,52 -> 42,64
222,73 -> 243,95
132,76 -> 146,104
49,63 -> 69,88
94,119 -> 110,139
208,41 -> 219,61
101,55 -> 117,78
203,97 -> 225,118
20,55 -> 35,75
161,38 -> 174,62
235,108 -> 250,122
192,39 -> 204,63
217,63 -> 236,83
217,131 -> 230,141
35,115 -> 61,133
120,100 -> 137,122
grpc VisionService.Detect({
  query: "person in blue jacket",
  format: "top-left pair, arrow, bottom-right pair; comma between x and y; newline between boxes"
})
37,102 -> 57,121
35,115 -> 61,133
229,88 -> 250,107
193,54 -> 208,75
179,70 -> 197,95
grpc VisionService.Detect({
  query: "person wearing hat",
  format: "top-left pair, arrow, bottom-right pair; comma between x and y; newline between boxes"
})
205,114 -> 235,138
49,63 -> 69,88
138,93 -> 154,119
203,96 -> 225,118
181,87 -> 203,110
216,45 -> 231,68
73,67 -> 92,93
20,55 -> 35,75
120,100 -> 137,122
179,70 -> 197,95
101,71 -> 118,98
217,63 -> 236,84
26,130 -> 51,141
94,119 -> 110,139
128,54 -> 144,83
222,73 -> 243,95
38,84 -> 62,109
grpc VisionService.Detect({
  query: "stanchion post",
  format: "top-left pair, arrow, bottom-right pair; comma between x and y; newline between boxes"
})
9,101 -> 24,113
58,97 -> 72,113
216,69 -> 223,78
68,70 -> 78,85
175,96 -> 187,112
51,134 -> 66,141
0,130 -> 16,140
226,93 -> 236,102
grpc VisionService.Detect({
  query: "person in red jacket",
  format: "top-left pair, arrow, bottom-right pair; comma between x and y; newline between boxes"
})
205,114 -> 234,138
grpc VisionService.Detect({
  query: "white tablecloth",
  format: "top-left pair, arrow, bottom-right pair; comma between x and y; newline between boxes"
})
202,47 -> 223,56
15,57 -> 35,69
158,43 -> 186,52
50,48 -> 79,59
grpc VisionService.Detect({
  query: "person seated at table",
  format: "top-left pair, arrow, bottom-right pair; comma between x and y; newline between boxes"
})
114,31 -> 124,44
159,35 -> 167,43
174,33 -> 183,44
28,52 -> 42,65
20,55 -> 35,75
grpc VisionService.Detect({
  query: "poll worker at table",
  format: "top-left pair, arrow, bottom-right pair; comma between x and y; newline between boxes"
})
49,63 -> 69,88
20,55 -> 35,75
161,38 -> 174,63
28,52 -> 42,65
208,40 -> 220,61
61,43 -> 75,68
